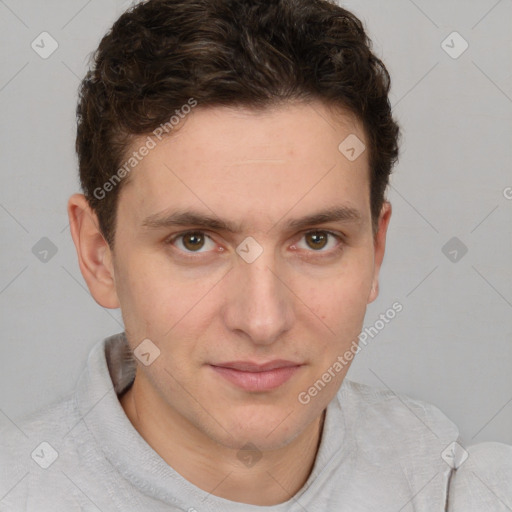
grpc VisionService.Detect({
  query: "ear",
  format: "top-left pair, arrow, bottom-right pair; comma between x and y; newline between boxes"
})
367,201 -> 392,304
67,193 -> 120,309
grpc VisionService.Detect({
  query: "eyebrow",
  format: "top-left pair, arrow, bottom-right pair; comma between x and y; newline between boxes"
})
141,205 -> 363,233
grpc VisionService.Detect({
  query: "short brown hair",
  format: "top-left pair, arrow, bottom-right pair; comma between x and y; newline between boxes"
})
76,0 -> 400,247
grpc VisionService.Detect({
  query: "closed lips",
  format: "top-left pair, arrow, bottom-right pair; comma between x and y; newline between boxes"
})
211,361 -> 302,372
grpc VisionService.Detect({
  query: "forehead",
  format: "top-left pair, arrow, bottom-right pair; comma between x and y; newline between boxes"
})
119,101 -> 370,230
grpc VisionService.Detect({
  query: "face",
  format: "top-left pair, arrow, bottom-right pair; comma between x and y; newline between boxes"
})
100,101 -> 390,451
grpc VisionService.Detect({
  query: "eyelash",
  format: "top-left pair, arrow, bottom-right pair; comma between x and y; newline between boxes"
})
166,230 -> 344,259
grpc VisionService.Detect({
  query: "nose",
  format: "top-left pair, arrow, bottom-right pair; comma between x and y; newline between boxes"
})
221,249 -> 295,346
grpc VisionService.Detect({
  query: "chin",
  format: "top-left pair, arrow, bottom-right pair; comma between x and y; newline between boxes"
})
214,409 -> 307,450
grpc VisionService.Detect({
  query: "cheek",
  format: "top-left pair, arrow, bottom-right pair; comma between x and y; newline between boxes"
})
308,254 -> 373,313
299,255 -> 374,347
116,251 -> 219,343
113,253 -> 168,338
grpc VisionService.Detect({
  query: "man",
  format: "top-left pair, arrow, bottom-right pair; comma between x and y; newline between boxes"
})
1,0 -> 511,510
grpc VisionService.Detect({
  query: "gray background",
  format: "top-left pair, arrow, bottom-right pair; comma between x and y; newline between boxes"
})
0,0 -> 511,446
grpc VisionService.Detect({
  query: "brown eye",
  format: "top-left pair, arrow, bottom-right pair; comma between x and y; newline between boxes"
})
170,231 -> 216,253
304,231 -> 329,250
182,232 -> 205,251
292,230 -> 343,255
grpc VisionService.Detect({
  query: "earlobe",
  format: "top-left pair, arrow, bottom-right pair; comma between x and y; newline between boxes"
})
67,193 -> 120,309
367,201 -> 392,304
368,280 -> 379,303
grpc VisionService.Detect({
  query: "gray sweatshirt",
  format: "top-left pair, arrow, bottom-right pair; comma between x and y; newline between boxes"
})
1,332 -> 511,511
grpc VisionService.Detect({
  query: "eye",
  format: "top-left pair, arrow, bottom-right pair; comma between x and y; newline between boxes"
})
170,231 -> 217,253
167,229 -> 343,258
292,230 -> 343,253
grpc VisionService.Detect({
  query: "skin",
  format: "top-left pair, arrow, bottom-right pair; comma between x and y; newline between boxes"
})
68,100 -> 391,506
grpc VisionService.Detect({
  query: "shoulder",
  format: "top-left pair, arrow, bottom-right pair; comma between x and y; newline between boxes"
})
2,391 -> 80,451
339,378 -> 460,444
1,392 -> 77,461
448,441 -> 512,511
0,393 -> 86,510
321,379 -> 461,508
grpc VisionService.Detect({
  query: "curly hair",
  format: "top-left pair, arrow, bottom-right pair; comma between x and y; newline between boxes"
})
76,0 -> 400,247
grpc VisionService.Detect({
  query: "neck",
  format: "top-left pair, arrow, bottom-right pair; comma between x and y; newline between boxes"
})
120,373 -> 326,506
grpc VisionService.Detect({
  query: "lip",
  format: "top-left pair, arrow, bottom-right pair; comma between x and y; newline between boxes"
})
210,360 -> 303,392
213,360 -> 301,372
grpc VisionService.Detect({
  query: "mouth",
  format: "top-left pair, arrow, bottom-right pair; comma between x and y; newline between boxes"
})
209,360 -> 303,392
